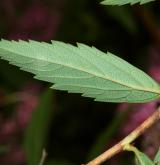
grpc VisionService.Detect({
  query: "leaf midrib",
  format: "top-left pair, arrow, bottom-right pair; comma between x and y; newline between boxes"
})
41,42 -> 155,92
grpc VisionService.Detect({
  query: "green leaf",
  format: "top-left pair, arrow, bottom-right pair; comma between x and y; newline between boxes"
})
0,39 -> 160,103
125,145 -> 154,165
24,88 -> 54,165
154,148 -> 160,165
100,0 -> 154,5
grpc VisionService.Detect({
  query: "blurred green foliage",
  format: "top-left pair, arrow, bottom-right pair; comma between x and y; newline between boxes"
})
24,89 -> 54,165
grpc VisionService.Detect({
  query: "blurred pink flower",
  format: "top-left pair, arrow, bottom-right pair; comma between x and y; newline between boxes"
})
8,4 -> 61,41
120,102 -> 157,135
0,119 -> 18,143
149,66 -> 160,82
148,47 -> 160,82
16,83 -> 41,129
0,82 -> 41,164
142,121 -> 160,159
1,147 -> 26,165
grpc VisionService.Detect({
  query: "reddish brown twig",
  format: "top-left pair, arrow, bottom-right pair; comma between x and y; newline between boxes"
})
84,107 -> 160,165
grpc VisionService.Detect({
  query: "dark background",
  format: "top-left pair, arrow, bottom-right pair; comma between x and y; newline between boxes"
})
0,0 -> 160,165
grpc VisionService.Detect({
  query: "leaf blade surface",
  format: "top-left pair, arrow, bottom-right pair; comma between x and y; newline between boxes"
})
0,39 -> 160,103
